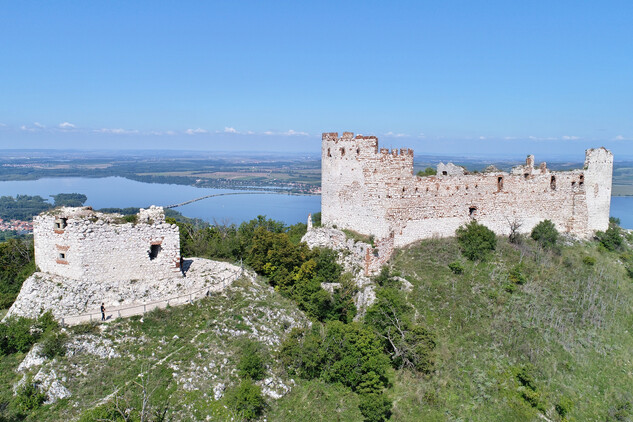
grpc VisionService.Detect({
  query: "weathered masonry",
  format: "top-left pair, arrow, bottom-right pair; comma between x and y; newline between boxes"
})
34,206 -> 182,282
321,131 -> 613,248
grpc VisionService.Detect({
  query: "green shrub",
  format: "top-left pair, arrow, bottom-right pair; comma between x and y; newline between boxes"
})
78,402 -> 127,422
41,331 -> 68,359
416,167 -> 437,177
0,316 -> 38,355
582,256 -> 596,266
596,225 -> 623,252
531,220 -> 559,248
503,283 -> 517,294
448,261 -> 464,274
509,265 -> 526,285
555,396 -> 573,419
456,221 -> 497,261
225,379 -> 266,421
358,392 -> 392,422
237,340 -> 267,381
123,214 -> 138,224
13,380 -> 46,413
36,310 -> 59,334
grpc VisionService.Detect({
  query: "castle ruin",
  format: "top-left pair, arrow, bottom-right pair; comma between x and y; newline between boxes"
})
33,205 -> 182,282
321,132 -> 613,249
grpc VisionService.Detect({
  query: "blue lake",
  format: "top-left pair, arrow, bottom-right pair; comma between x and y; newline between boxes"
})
0,177 -> 631,229
0,177 -> 320,225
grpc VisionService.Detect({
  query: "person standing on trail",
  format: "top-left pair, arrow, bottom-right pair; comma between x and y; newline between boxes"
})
101,303 -> 106,321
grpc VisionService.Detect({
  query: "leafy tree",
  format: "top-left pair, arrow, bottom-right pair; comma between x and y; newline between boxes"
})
531,220 -> 559,248
225,379 -> 266,421
456,221 -> 497,261
358,393 -> 392,422
596,224 -> 623,252
0,238 -> 36,308
365,286 -> 435,373
50,193 -> 87,207
416,167 -> 437,177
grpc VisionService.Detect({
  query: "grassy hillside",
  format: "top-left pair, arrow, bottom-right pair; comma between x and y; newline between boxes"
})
1,227 -> 632,421
388,235 -> 633,421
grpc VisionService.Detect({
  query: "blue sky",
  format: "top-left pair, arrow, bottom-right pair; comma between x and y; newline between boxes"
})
1,1 -> 632,159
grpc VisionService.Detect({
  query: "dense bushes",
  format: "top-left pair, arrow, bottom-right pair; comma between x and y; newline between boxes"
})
237,340 -> 267,381
225,379 -> 267,421
0,237 -> 36,309
365,270 -> 436,373
0,311 -> 61,356
456,221 -> 497,261
531,220 -> 558,248
174,215 -> 355,323
280,321 -> 391,421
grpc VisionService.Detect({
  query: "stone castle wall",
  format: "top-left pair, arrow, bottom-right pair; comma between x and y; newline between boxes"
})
33,206 -> 181,282
321,132 -> 613,248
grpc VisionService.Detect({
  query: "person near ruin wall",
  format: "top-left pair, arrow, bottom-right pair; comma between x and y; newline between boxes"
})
101,303 -> 106,321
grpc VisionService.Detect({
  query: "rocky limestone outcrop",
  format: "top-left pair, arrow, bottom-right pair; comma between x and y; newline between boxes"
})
4,257 -> 248,322
301,226 -> 380,316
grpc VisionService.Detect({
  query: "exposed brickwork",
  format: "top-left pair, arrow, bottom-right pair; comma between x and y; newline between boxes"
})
321,132 -> 613,249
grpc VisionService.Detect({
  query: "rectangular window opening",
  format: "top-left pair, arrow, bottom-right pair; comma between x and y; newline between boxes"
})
149,244 -> 161,260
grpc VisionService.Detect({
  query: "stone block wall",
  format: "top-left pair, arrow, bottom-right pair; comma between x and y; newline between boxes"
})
34,206 -> 181,282
322,132 -> 613,248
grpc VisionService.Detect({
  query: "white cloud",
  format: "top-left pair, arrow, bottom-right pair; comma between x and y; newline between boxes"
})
262,129 -> 309,136
528,135 -> 558,141
58,122 -> 76,129
283,129 -> 308,136
614,135 -> 627,141
223,127 -> 238,134
185,128 -> 208,135
504,136 -> 517,140
384,131 -> 409,138
418,133 -> 426,138
20,125 -> 34,132
34,122 -> 45,128
94,128 -> 139,135
479,136 -> 486,140
561,135 -> 580,140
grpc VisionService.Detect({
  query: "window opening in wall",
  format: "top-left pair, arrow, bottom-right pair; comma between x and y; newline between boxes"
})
469,207 -> 478,217
572,181 -> 576,187
54,218 -> 67,230
327,148 -> 331,157
579,174 -> 584,186
356,148 -> 360,154
442,171 -> 448,176
524,173 -> 529,179
550,176 -> 556,190
402,187 -> 405,193
497,176 -> 504,191
58,252 -> 66,260
340,147 -> 345,156
149,244 -> 161,260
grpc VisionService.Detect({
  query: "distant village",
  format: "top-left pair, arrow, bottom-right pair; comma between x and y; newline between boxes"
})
0,218 -> 33,233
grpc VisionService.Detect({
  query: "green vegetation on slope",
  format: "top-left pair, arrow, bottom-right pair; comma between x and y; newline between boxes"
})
1,212 -> 632,421
387,231 -> 633,421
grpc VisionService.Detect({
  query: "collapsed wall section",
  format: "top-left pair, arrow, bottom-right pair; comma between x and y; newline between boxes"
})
34,206 -> 181,282
321,132 -> 613,247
